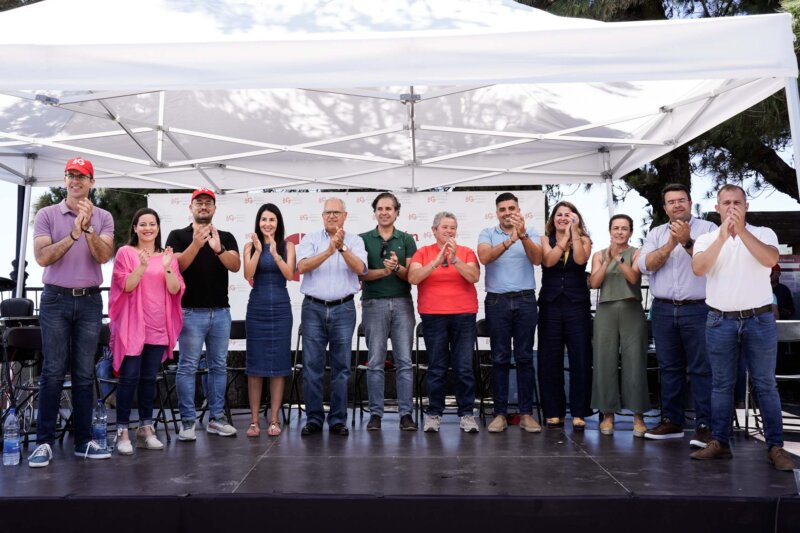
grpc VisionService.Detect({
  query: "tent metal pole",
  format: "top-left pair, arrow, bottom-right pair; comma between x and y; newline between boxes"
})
783,78 -> 800,199
16,157 -> 34,297
601,148 -> 614,217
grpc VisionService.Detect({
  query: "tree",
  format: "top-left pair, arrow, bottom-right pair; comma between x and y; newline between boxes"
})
520,0 -> 799,227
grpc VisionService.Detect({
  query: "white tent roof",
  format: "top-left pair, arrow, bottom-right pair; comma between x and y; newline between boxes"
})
0,0 -> 796,193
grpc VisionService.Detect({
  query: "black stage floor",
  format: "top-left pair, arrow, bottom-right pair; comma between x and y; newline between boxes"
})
1,412 -> 799,533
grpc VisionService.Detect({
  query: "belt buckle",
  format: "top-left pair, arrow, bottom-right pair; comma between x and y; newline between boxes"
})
737,309 -> 750,319
71,288 -> 87,297
671,299 -> 681,306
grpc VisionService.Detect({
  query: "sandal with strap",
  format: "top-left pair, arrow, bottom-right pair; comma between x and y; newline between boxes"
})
246,423 -> 260,437
267,421 -> 282,437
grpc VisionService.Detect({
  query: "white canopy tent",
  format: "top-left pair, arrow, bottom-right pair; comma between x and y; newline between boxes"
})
1,0 -> 799,295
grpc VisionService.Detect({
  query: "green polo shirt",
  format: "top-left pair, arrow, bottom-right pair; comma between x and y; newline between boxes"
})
359,227 -> 417,300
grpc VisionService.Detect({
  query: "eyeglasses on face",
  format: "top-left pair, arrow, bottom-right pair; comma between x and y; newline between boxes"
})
65,173 -> 90,182
665,198 -> 689,207
323,210 -> 344,217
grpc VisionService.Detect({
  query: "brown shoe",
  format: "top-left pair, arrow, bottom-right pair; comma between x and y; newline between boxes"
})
519,415 -> 542,433
689,424 -> 712,449
644,418 -> 684,440
690,440 -> 732,460
767,446 -> 796,471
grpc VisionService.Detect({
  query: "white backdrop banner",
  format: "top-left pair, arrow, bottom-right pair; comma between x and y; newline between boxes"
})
149,191 -> 545,348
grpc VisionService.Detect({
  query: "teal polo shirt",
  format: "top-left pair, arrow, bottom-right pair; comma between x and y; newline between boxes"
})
359,227 -> 417,299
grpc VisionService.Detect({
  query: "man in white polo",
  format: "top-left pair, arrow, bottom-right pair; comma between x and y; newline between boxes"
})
690,184 -> 794,471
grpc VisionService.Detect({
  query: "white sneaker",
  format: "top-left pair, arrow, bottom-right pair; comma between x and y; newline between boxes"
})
28,443 -> 53,468
116,429 -> 133,456
460,415 -> 480,433
178,421 -> 197,442
207,418 -> 237,437
423,414 -> 441,433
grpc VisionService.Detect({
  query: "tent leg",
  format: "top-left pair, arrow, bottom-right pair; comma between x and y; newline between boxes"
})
601,148 -> 614,217
784,78 -> 800,200
15,161 -> 34,298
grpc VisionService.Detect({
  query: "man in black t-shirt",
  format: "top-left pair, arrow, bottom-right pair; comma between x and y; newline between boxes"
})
166,188 -> 241,441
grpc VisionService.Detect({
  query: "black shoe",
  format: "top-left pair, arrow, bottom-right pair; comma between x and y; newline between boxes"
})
399,414 -> 418,431
366,415 -> 381,431
329,423 -> 349,436
301,423 -> 322,436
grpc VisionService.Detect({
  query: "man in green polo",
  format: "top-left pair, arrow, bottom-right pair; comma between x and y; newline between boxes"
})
359,192 -> 418,431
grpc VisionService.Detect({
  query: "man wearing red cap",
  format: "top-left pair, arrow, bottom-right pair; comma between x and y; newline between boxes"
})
28,157 -> 115,467
166,188 -> 241,440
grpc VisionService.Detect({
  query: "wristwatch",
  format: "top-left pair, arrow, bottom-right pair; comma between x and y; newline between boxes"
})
393,264 -> 401,273
518,232 -> 528,240
82,225 -> 95,234
683,238 -> 695,250
340,244 -> 349,253
215,245 -> 226,256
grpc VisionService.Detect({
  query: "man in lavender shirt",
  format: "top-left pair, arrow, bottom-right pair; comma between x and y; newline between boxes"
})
27,157 -> 115,468
638,183 -> 716,447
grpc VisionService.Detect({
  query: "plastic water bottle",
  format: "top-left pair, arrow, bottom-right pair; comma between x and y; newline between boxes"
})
3,408 -> 21,466
92,400 -> 108,451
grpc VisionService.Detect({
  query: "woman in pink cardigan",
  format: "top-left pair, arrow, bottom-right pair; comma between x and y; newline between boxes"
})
109,208 -> 184,455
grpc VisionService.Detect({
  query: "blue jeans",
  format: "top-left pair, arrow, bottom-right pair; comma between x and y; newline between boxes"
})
36,287 -> 103,448
177,308 -> 231,422
301,298 -> 356,427
421,313 -> 476,417
116,344 -> 164,427
361,297 -> 415,418
651,300 -> 712,426
485,292 -> 538,415
706,310 -> 783,447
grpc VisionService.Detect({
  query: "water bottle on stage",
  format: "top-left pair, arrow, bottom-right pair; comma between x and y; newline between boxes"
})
92,400 -> 108,451
3,408 -> 21,466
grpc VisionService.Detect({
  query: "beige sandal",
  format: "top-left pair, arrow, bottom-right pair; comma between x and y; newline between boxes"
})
267,421 -> 282,437
246,423 -> 260,437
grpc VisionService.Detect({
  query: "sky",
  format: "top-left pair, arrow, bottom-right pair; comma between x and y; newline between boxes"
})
2,177 -> 799,288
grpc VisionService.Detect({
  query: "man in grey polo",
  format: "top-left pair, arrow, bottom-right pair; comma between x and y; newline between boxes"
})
638,183 -> 716,447
28,157 -> 115,467
359,192 -> 417,431
477,192 -> 543,433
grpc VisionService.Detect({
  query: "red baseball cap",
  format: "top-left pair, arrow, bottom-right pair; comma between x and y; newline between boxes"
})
191,188 -> 216,202
64,157 -> 94,178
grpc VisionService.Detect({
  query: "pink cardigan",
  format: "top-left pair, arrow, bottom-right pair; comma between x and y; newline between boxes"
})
109,245 -> 185,373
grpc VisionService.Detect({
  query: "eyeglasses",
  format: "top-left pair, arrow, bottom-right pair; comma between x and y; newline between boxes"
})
323,210 -> 344,217
665,198 -> 689,207
65,173 -> 90,182
380,241 -> 388,259
192,200 -> 215,208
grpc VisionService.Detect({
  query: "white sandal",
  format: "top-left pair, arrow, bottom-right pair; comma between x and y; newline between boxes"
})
136,425 -> 165,450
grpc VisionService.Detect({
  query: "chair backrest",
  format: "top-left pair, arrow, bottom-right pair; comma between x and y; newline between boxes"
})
777,321 -> 800,343
230,320 -> 247,340
475,318 -> 489,338
0,298 -> 34,318
3,326 -> 43,364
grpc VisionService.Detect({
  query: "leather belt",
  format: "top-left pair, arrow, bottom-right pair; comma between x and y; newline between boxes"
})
305,294 -> 354,306
45,284 -> 100,297
487,290 -> 536,298
654,298 -> 705,306
709,304 -> 772,319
